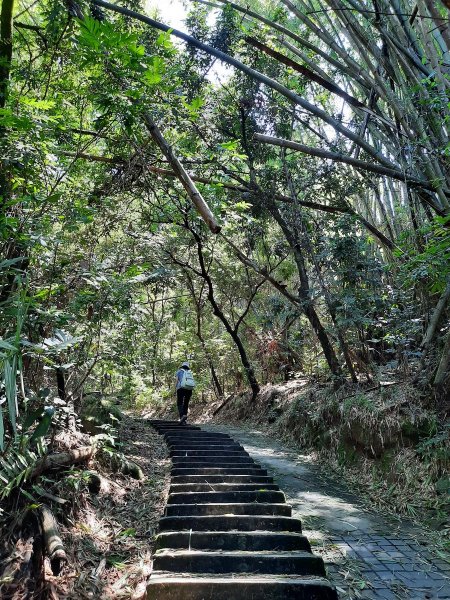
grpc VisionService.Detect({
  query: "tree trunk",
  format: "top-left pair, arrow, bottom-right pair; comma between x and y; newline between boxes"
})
185,272 -> 224,398
198,333 -> 223,398
433,331 -> 450,390
267,202 -> 343,379
0,0 -> 14,109
192,231 -> 260,399
303,303 -> 343,379
414,278 -> 450,383
31,446 -> 94,479
56,367 -> 66,400
420,279 -> 450,350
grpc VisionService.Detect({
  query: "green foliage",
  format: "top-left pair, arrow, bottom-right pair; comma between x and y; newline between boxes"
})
342,394 -> 375,414
396,215 -> 450,293
0,436 -> 46,500
416,424 -> 450,465
0,0 -> 448,446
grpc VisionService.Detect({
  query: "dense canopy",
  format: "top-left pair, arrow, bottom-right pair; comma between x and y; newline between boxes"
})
0,0 -> 449,592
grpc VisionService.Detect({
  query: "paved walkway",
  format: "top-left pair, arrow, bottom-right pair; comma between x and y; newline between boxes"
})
204,424 -> 450,600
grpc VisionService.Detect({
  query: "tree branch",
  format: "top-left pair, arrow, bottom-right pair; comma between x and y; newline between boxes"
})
62,150 -> 395,248
220,233 -> 303,308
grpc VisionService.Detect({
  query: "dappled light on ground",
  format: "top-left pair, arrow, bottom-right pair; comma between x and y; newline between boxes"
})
207,424 -> 450,599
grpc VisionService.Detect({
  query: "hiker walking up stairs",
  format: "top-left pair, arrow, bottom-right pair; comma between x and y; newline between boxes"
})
147,420 -> 338,599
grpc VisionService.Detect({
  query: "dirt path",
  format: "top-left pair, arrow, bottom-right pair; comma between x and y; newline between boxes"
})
203,424 -> 450,600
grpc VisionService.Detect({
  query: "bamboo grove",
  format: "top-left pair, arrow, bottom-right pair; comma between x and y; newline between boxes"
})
0,0 -> 449,449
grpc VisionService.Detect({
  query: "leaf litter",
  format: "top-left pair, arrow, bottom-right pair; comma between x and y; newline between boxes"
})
42,414 -> 170,599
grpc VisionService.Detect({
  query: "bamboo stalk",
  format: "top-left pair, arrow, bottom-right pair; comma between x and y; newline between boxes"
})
92,0 -> 400,169
253,133 -> 431,188
141,113 -> 221,234
245,35 -> 366,109
38,505 -> 67,575
188,0 -> 371,87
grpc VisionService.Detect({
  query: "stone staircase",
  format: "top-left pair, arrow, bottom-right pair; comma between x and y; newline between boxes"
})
147,420 -> 338,599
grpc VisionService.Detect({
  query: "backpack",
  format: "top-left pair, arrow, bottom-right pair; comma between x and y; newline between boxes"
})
180,369 -> 196,390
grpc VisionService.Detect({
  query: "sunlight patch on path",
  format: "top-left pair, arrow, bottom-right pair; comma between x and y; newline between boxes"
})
204,424 -> 450,600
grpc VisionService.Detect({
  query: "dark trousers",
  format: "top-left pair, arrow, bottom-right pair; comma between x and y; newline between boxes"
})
177,388 -> 192,418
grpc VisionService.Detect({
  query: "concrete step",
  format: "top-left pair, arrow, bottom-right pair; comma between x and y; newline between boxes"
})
168,443 -> 244,450
165,438 -> 234,445
171,463 -> 260,471
158,515 -> 302,532
163,432 -> 230,439
171,467 -> 268,476
154,424 -> 201,429
148,420 -> 186,426
170,449 -> 249,457
157,428 -> 201,433
165,503 -> 292,517
171,455 -> 255,465
167,490 -> 285,505
148,419 -> 185,423
153,550 -> 325,576
154,428 -> 201,432
169,482 -> 279,493
165,438 -> 233,444
155,531 -> 311,552
167,438 -> 240,444
171,474 -> 274,484
166,438 -> 234,445
149,421 -> 336,599
147,575 -> 338,599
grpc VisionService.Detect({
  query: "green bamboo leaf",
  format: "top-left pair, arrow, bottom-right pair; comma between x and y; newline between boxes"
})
22,408 -> 45,431
4,357 -> 17,434
0,257 -> 25,270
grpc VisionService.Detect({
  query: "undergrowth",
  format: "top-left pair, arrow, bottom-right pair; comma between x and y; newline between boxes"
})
217,379 -> 450,559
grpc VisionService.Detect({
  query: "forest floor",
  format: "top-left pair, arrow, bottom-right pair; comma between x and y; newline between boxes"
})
202,422 -> 450,600
39,414 -> 170,599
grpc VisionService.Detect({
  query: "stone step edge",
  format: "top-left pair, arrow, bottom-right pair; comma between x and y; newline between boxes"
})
154,550 -> 315,557
148,574 -> 336,585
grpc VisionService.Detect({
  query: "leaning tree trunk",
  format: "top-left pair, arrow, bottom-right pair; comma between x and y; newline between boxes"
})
0,0 -> 15,109
415,278 -> 450,383
433,331 -> 450,393
267,202 -> 344,380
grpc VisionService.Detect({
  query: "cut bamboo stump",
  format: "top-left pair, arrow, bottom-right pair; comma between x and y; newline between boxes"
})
38,505 -> 67,575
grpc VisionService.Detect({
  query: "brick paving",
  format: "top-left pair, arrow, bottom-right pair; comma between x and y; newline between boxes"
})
207,425 -> 450,600
329,535 -> 450,599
